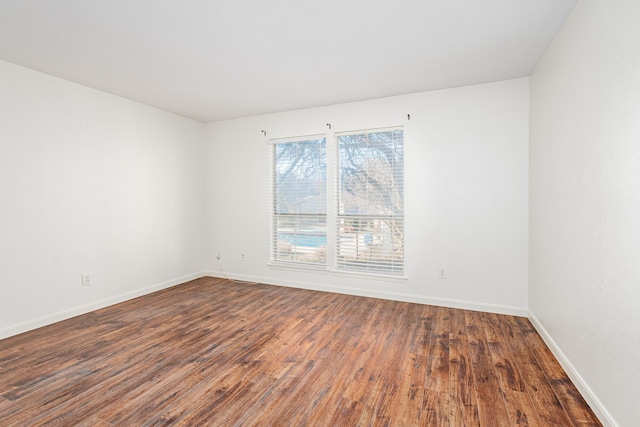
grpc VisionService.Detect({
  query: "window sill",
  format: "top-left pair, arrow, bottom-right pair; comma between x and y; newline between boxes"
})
329,269 -> 408,282
267,262 -> 329,274
267,262 -> 407,282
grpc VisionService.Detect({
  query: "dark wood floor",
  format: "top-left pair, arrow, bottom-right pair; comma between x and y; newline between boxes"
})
0,277 -> 601,426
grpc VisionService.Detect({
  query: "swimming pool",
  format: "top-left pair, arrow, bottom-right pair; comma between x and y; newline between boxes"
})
278,233 -> 327,247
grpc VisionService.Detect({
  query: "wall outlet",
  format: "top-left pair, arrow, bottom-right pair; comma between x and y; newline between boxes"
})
241,252 -> 245,261
438,267 -> 447,280
81,274 -> 93,287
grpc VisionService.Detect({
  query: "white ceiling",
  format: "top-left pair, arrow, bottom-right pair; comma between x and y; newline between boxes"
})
0,0 -> 576,122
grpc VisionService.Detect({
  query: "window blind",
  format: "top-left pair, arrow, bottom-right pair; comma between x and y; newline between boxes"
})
335,127 -> 404,275
270,136 -> 327,267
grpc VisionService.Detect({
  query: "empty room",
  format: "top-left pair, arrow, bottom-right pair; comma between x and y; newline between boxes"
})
0,0 -> 638,426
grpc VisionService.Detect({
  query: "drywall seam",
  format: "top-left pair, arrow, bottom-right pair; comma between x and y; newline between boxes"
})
528,311 -> 618,427
0,271 -> 207,340
205,271 -> 527,317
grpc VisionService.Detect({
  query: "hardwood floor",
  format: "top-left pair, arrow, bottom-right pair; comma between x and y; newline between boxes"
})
0,277 -> 601,426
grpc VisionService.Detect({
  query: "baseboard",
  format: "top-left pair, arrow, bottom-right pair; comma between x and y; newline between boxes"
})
204,270 -> 528,317
527,311 -> 618,427
0,271 -> 207,340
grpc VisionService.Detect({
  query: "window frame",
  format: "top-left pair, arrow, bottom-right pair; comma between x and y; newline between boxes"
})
334,127 -> 405,276
269,135 -> 328,269
268,126 -> 405,278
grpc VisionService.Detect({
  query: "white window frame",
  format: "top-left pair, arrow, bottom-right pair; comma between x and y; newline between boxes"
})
268,126 -> 405,277
269,135 -> 327,269
335,127 -> 404,276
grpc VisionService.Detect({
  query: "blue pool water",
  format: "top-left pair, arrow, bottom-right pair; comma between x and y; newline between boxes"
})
278,233 -> 327,247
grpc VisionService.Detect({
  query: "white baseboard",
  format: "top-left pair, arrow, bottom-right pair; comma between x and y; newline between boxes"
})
204,270 -> 528,317
527,311 -> 618,427
0,271 -> 207,340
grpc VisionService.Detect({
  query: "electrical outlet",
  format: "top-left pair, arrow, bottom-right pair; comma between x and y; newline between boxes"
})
241,252 -> 245,261
438,267 -> 447,280
81,274 -> 93,287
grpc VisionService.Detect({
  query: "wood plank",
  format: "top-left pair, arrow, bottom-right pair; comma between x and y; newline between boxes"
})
448,308 -> 481,426
422,305 -> 451,426
481,312 -> 544,427
465,310 -> 511,426
500,315 -> 579,426
0,277 -> 602,426
73,416 -> 113,427
383,303 -> 433,427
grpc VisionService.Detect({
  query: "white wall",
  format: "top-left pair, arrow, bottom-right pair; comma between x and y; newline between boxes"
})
529,1 -> 640,426
0,60 -> 207,338
205,78 -> 529,314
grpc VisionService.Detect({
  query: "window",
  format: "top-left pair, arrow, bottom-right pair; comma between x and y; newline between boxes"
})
270,136 -> 327,267
336,128 -> 404,275
270,127 -> 404,276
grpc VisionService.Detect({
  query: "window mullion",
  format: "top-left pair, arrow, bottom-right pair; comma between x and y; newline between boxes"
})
325,130 -> 337,271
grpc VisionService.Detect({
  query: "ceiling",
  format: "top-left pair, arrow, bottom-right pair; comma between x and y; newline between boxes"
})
0,0 -> 576,122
